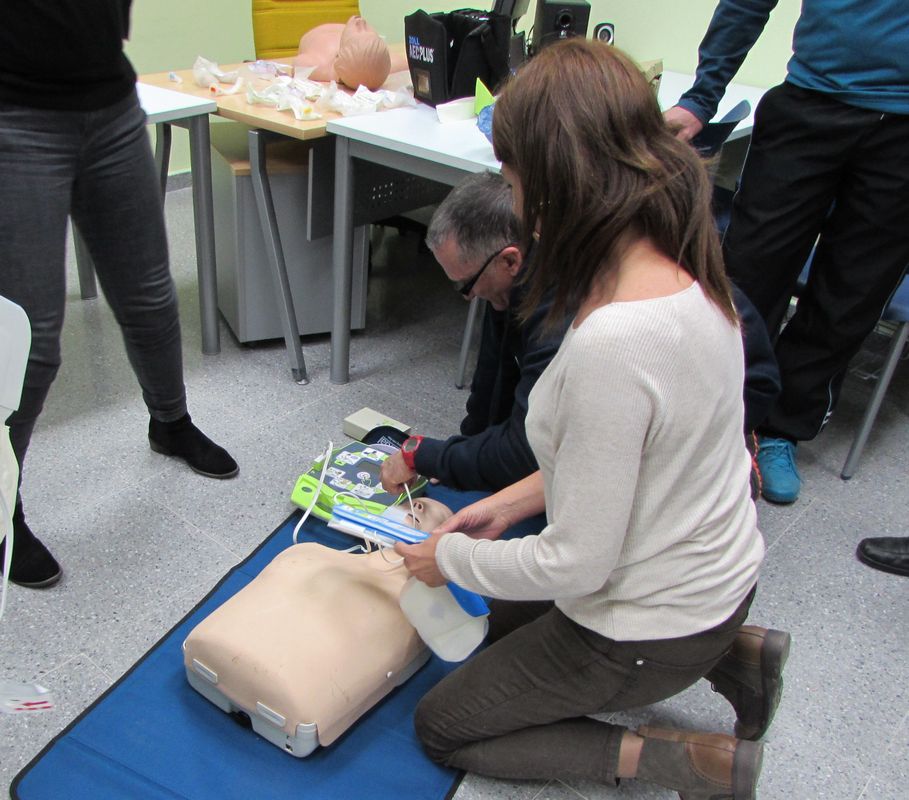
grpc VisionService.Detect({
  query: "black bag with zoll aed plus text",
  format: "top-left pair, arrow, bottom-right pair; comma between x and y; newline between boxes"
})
404,9 -> 511,107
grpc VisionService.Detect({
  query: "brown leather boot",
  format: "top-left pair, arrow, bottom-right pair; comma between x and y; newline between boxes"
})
708,626 -> 791,740
635,726 -> 763,800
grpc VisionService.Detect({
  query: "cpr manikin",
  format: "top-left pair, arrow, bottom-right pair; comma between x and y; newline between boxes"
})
293,16 -> 407,91
182,498 -> 454,756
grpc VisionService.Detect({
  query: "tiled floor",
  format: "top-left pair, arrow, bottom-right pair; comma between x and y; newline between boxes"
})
1,187 -> 907,799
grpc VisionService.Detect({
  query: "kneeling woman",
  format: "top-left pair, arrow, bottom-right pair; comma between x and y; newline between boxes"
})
395,39 -> 766,799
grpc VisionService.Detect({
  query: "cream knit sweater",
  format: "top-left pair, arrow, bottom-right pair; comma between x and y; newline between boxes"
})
436,283 -> 764,641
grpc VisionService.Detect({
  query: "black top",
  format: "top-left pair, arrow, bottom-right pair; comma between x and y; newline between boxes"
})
415,278 -> 568,492
0,0 -> 136,110
414,280 -> 780,492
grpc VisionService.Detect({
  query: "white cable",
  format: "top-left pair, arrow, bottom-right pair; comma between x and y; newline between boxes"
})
402,481 -> 416,520
293,440 -> 333,544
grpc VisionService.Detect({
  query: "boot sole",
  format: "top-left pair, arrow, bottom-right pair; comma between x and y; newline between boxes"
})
149,439 -> 239,479
855,547 -> 909,577
732,739 -> 764,799
10,567 -> 63,589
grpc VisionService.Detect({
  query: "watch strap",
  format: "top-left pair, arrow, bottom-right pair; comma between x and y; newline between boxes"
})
400,435 -> 424,470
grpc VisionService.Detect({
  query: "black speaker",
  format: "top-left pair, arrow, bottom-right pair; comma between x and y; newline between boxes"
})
532,0 -> 591,53
593,22 -> 615,45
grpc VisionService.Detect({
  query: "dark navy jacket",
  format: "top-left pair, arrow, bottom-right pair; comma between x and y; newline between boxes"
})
414,280 -> 779,492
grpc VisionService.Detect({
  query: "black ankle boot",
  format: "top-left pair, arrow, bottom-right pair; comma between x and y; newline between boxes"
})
148,414 -> 238,479
1,504 -> 62,588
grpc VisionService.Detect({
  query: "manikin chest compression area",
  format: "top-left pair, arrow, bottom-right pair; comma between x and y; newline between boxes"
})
183,497 -> 489,757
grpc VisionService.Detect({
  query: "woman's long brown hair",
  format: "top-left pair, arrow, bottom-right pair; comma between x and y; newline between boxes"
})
492,39 -> 736,330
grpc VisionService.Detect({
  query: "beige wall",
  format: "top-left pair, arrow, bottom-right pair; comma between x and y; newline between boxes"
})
127,0 -> 801,174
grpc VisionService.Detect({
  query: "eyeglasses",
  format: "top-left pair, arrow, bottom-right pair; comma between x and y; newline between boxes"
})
455,244 -> 512,298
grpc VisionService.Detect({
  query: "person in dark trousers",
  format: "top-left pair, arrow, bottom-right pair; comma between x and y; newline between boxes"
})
0,1 -> 238,589
380,171 -> 569,494
665,0 -> 909,504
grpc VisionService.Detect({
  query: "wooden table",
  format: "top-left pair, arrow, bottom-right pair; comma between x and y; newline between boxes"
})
141,63 -> 417,383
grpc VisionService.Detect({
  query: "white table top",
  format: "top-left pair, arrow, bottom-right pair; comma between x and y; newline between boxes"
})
327,103 -> 501,174
137,81 -> 217,124
326,69 -> 767,172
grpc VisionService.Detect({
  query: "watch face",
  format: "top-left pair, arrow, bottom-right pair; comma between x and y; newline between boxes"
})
403,437 -> 419,453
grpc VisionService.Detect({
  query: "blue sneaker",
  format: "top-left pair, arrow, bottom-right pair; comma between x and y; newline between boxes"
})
756,437 -> 801,504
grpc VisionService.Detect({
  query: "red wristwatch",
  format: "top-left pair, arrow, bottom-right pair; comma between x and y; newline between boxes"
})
400,435 -> 424,470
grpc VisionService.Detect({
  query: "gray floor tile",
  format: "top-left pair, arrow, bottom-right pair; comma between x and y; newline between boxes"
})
859,777 -> 906,800
453,774 -> 551,800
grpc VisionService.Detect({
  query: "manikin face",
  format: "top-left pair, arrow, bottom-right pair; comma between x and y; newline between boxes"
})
404,498 -> 453,532
334,15 -> 391,90
431,236 -> 522,311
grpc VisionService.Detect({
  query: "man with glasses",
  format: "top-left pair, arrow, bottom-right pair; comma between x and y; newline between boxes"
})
380,171 -> 569,494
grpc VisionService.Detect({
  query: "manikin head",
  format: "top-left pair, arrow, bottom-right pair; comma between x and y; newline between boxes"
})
426,172 -> 524,311
335,16 -> 391,91
404,498 -> 453,532
295,16 -> 391,91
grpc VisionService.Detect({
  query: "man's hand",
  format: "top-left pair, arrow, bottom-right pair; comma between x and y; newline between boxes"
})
380,450 -> 417,494
433,499 -> 511,541
663,105 -> 704,143
394,531 -> 446,587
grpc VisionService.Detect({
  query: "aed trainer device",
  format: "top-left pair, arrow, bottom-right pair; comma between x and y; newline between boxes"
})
290,441 -> 426,522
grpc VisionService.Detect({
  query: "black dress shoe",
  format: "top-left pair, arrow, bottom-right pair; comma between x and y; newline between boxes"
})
148,413 -> 239,479
0,504 -> 62,588
856,537 -> 909,577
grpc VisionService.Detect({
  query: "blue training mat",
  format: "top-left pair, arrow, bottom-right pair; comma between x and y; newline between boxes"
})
11,485 -> 536,800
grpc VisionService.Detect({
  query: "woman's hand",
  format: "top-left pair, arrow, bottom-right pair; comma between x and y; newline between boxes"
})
394,531 -> 446,587
433,499 -> 510,541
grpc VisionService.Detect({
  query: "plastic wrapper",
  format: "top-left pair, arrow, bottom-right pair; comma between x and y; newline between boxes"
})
477,102 -> 495,144
245,80 -> 322,121
319,83 -> 416,117
192,55 -> 240,89
245,59 -> 294,79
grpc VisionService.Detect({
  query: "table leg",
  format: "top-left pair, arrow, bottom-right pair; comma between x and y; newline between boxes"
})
330,136 -> 355,384
187,115 -> 220,356
154,123 -> 172,198
248,128 -> 309,384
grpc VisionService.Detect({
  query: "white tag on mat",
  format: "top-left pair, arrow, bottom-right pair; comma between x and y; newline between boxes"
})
0,680 -> 55,714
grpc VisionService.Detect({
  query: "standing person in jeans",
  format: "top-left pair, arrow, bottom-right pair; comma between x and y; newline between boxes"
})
664,0 -> 909,503
0,1 -> 238,589
394,40 -> 777,798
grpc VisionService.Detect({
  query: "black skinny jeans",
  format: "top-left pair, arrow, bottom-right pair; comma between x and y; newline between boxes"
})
0,91 -> 187,507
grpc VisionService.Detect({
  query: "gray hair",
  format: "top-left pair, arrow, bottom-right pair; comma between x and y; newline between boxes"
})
426,171 -> 521,264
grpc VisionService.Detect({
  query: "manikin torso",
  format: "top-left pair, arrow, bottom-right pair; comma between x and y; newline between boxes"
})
183,498 -> 452,745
